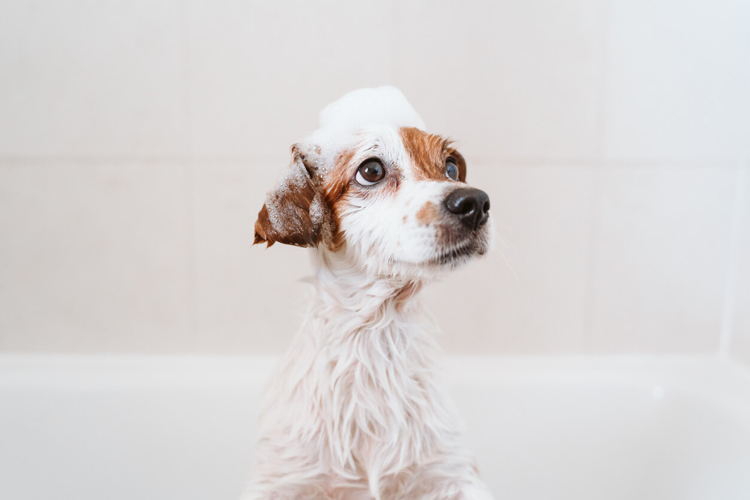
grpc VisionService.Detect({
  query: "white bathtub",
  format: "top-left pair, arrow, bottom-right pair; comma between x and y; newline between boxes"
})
1,355 -> 749,500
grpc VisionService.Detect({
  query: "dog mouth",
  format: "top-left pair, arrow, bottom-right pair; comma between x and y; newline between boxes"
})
429,240 -> 483,266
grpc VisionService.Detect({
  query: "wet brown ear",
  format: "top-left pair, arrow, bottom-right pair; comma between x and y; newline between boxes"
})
253,146 -> 326,248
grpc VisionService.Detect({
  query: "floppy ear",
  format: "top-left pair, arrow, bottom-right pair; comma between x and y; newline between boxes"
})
253,145 -> 327,248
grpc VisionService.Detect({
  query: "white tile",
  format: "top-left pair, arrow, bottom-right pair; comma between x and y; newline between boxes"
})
731,166 -> 750,367
424,164 -> 595,354
397,0 -> 606,162
604,0 -> 750,161
192,160 -> 312,352
588,166 -> 736,353
0,1 -> 188,157
0,163 -> 191,352
187,0 -> 396,160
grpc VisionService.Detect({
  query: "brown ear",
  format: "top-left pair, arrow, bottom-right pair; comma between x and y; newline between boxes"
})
253,146 -> 326,248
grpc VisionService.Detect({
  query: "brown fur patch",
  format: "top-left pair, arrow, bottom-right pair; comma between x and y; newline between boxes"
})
321,148 -> 359,252
253,159 -> 322,247
253,146 -> 327,248
399,127 -> 467,182
415,201 -> 438,226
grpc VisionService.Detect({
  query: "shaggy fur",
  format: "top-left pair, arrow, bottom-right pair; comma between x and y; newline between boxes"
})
244,89 -> 494,500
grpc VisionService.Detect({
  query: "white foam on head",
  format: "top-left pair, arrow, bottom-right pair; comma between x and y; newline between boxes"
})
319,86 -> 425,133
305,86 -> 425,166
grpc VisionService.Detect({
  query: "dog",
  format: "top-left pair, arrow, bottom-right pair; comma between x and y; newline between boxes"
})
244,86 -> 494,500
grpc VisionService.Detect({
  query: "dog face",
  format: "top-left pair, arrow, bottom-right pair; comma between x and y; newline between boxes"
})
254,89 -> 492,279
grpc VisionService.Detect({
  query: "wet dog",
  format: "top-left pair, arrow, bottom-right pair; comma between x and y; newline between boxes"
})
244,87 -> 494,500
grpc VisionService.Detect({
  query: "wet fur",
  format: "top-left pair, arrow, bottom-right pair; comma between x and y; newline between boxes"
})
246,121 -> 494,500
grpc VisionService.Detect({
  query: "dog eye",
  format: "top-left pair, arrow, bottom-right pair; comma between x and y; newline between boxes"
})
355,160 -> 385,186
446,159 -> 459,181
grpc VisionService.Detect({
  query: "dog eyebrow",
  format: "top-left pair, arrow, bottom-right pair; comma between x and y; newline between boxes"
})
399,127 -> 466,182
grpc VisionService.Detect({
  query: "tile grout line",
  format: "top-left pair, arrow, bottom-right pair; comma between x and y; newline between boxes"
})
579,0 -> 611,353
596,0 -> 612,162
581,165 -> 603,353
183,0 -> 197,346
718,161 -> 747,358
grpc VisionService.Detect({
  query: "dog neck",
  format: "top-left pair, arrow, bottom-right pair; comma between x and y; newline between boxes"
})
311,247 -> 425,328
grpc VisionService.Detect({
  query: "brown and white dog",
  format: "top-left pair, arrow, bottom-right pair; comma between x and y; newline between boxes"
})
244,87 -> 494,500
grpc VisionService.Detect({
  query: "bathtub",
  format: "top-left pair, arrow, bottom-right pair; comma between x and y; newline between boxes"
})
1,355 -> 749,500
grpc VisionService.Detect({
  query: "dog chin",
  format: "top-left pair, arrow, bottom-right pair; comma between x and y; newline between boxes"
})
421,231 -> 490,269
386,242 -> 484,278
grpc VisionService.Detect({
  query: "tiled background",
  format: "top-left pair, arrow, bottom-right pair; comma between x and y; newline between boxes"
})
0,0 -> 748,365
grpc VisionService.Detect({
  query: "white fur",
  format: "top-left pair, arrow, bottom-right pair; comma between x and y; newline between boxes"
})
244,89 -> 494,500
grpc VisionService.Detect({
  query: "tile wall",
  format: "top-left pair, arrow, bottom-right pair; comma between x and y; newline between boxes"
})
0,0 -> 748,358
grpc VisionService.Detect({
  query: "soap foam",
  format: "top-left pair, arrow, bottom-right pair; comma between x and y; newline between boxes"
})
319,86 -> 425,133
305,86 -> 426,164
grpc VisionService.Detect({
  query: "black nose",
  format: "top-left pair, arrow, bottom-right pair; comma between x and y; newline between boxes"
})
444,187 -> 490,230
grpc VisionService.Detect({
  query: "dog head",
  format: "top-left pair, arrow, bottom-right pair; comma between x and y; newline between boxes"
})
254,87 -> 492,279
